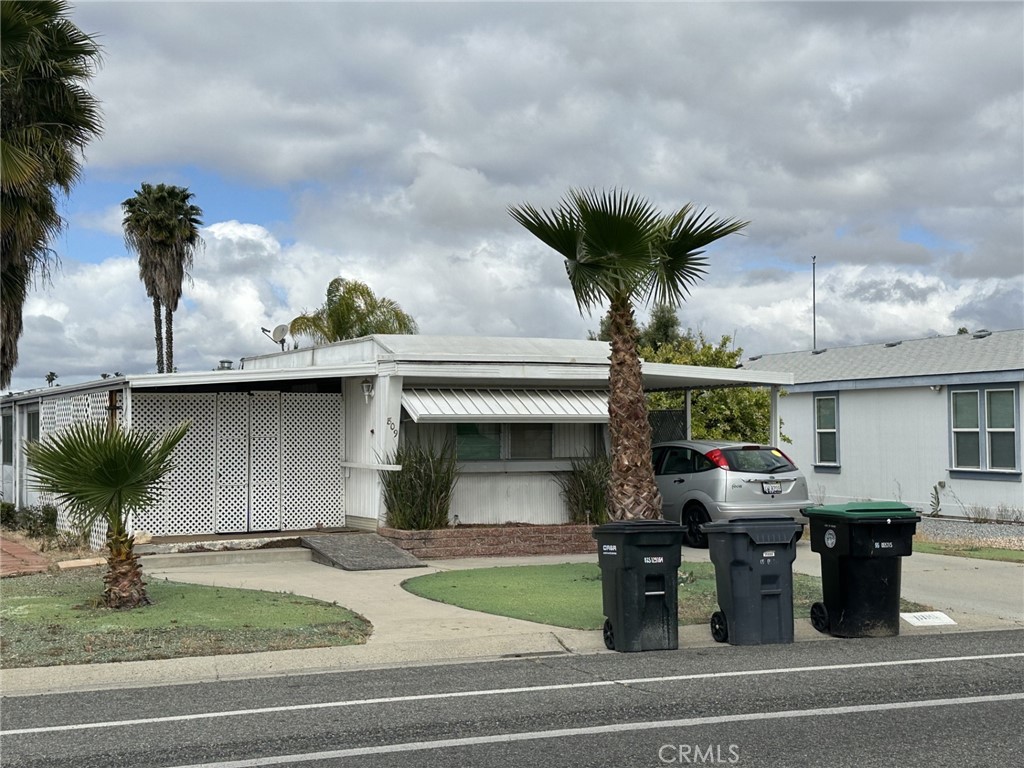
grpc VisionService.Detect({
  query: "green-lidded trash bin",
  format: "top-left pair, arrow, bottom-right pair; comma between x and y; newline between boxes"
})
805,502 -> 920,638
593,519 -> 685,652
701,516 -> 804,645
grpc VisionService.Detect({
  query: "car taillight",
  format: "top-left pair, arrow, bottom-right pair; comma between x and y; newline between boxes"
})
705,449 -> 730,469
774,448 -> 796,466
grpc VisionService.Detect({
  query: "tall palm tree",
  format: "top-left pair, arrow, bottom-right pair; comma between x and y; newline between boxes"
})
1,0 -> 103,388
26,420 -> 190,609
122,183 -> 204,373
510,188 -> 748,520
290,277 -> 418,344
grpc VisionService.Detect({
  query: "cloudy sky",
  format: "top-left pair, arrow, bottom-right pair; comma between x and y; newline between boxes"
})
11,0 -> 1023,394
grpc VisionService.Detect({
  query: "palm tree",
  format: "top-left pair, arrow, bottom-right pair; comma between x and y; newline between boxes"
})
122,183 -> 204,373
26,420 -> 190,609
510,188 -> 748,520
0,0 -> 103,388
45,371 -> 58,387
290,277 -> 418,344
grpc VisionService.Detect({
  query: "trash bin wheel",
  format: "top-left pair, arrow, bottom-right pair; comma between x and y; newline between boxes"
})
602,618 -> 615,650
810,602 -> 829,633
710,610 -> 729,643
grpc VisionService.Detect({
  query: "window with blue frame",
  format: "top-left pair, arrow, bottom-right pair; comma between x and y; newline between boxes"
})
950,386 -> 1019,471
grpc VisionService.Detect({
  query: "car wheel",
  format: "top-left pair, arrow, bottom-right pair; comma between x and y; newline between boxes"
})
603,618 -> 615,650
810,602 -> 829,634
684,504 -> 710,548
710,610 -> 729,643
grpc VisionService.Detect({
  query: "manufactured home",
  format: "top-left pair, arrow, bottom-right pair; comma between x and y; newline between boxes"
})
741,329 -> 1023,517
2,335 -> 793,542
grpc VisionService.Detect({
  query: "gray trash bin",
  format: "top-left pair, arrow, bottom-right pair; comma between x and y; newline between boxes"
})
593,520 -> 685,652
701,516 -> 804,645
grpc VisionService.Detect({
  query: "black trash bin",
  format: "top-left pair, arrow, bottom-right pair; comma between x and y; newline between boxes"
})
701,516 -> 804,645
593,519 -> 685,652
804,502 -> 920,638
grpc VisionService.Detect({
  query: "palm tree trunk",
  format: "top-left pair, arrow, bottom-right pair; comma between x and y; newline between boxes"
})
104,528 -> 149,609
606,298 -> 663,520
152,297 -> 165,373
164,305 -> 174,374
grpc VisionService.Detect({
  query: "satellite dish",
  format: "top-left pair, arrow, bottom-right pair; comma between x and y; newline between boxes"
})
271,324 -> 289,343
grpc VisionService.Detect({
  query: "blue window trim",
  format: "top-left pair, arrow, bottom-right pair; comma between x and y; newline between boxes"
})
947,383 -> 1020,474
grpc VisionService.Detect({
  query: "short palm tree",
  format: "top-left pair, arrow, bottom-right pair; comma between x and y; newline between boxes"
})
510,188 -> 748,520
26,420 -> 190,609
1,0 -> 103,388
122,183 -> 204,373
290,277 -> 418,344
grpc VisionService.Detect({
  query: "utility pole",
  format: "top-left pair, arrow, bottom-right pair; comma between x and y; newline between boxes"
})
812,255 -> 817,351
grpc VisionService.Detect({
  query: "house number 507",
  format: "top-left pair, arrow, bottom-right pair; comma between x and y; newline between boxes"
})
386,417 -> 399,439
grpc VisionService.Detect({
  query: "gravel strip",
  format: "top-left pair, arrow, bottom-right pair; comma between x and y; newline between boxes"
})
917,517 -> 1024,550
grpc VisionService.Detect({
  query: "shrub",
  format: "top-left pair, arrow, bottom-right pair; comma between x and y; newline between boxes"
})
0,501 -> 16,530
379,442 -> 459,530
555,453 -> 611,525
20,504 -> 59,539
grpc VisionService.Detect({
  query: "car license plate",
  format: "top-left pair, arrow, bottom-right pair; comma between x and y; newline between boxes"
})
762,481 -> 782,495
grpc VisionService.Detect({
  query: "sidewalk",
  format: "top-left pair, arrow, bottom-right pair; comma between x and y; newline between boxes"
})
0,535 -> 50,578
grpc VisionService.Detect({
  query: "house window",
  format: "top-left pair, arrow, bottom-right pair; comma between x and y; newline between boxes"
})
815,395 -> 838,465
951,387 -> 1019,471
456,423 -> 553,461
456,424 -> 500,461
2,413 -> 12,464
25,410 -> 40,444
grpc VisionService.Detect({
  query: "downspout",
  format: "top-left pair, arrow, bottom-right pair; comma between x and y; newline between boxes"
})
685,389 -> 692,440
770,385 -> 780,447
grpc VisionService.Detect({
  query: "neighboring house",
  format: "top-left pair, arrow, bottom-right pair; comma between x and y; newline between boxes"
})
1,335 -> 792,542
741,329 -> 1023,518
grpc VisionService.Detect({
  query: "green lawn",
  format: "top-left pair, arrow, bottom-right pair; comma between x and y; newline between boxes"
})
0,567 -> 371,668
402,562 -> 929,630
912,539 -> 1024,563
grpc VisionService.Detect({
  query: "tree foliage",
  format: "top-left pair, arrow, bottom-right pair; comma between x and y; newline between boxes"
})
1,0 -> 103,388
290,277 -> 418,344
642,331 -> 784,444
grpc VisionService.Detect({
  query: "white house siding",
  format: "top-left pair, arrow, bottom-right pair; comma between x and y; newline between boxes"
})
342,375 -> 398,530
396,420 -> 602,526
781,386 -> 1023,516
451,473 -> 570,525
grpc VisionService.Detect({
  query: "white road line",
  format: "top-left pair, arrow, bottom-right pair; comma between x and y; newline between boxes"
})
164,693 -> 1024,768
3,652 -> 1022,737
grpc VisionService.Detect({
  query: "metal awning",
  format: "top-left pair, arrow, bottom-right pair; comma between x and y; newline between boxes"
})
401,388 -> 609,423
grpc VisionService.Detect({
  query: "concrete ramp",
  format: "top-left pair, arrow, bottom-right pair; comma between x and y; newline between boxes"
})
300,533 -> 426,571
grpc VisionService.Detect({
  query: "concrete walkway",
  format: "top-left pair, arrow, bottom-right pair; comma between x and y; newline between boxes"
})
2,538 -> 1021,697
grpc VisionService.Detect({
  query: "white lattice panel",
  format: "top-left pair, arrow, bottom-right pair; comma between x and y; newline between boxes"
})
216,393 -> 249,533
249,392 -> 281,531
131,394 -> 217,537
281,393 -> 344,529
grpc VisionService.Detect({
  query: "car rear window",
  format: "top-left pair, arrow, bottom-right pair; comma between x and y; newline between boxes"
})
721,446 -> 796,474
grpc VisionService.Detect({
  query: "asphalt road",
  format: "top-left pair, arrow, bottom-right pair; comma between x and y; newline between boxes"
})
2,629 -> 1022,768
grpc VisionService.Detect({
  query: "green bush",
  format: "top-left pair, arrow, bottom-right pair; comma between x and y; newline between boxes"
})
379,442 -> 459,530
555,453 -> 611,525
19,504 -> 59,539
1,501 -> 16,530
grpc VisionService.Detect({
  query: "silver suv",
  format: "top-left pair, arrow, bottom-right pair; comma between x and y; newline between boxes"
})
652,439 -> 810,548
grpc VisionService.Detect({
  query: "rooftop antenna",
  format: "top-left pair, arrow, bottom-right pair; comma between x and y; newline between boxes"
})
261,324 -> 289,352
812,255 -> 817,351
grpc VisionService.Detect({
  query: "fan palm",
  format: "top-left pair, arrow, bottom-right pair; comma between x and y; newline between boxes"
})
290,277 -> 418,344
510,188 -> 748,520
122,183 -> 204,373
1,0 -> 103,388
26,420 -> 190,609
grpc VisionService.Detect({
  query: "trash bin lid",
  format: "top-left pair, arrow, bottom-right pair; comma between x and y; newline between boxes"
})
804,502 -> 917,519
701,516 -> 803,543
593,519 -> 685,534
